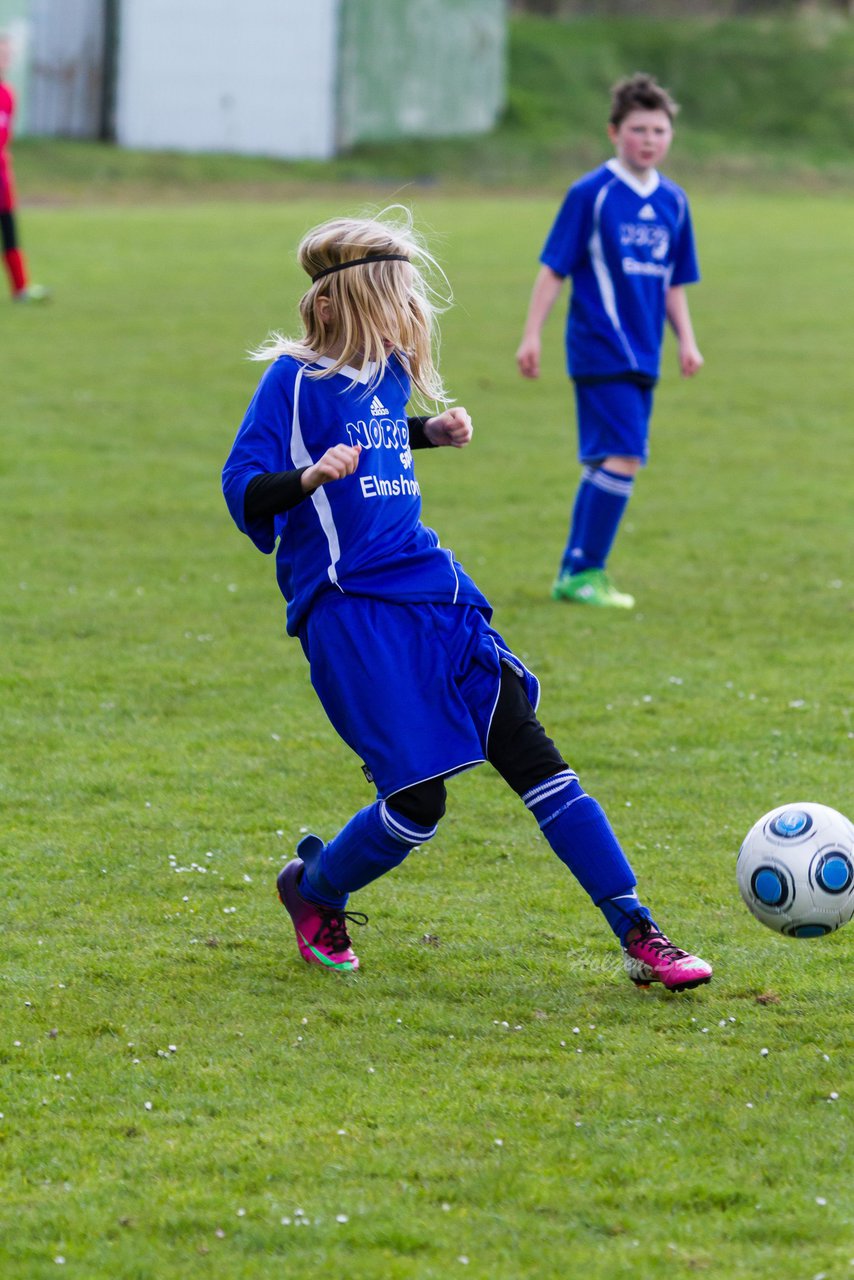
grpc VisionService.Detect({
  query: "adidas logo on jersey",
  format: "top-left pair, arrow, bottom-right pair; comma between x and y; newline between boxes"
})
638,203 -> 656,220
370,394 -> 390,417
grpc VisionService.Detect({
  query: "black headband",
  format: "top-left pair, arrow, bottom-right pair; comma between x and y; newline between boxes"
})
311,254 -> 410,283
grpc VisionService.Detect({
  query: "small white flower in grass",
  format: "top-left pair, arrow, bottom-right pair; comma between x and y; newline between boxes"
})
281,1217 -> 291,1225
337,1129 -> 347,1135
668,676 -> 683,685
215,1228 -> 225,1238
458,1258 -> 469,1266
271,733 -> 281,741
560,1040 -> 566,1047
719,1020 -> 727,1028
294,1208 -> 305,1217
823,1053 -> 830,1061
828,1092 -> 839,1101
236,1208 -> 246,1217
169,1045 -> 177,1054
789,700 -> 806,709
494,1139 -> 503,1147
144,1101 -> 153,1111
746,1103 -> 754,1109
368,1067 -> 375,1074
54,1257 -> 65,1265
336,1214 -> 348,1224
573,1027 -> 580,1034
760,1048 -> 769,1057
13,1041 -> 21,1047
182,896 -> 189,903
243,874 -> 252,883
816,1197 -> 827,1206
441,1203 -> 451,1212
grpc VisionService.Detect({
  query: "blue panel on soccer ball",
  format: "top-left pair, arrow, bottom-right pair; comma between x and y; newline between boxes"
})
816,854 -> 852,893
754,868 -> 785,905
770,810 -> 812,838
794,924 -> 830,938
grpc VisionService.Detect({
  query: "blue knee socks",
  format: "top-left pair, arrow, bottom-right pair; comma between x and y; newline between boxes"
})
563,466 -> 634,575
299,800 -> 437,910
523,771 -> 655,943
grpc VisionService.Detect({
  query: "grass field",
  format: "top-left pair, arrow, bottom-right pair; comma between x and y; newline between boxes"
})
1,187 -> 852,1279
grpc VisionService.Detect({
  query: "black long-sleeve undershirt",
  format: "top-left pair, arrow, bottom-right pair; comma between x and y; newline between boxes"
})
243,416 -> 436,522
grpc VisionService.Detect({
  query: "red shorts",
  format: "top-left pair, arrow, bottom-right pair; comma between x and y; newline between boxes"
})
0,153 -> 15,212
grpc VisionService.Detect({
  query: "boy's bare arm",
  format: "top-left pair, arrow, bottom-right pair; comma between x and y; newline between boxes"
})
666,285 -> 704,377
516,266 -> 565,379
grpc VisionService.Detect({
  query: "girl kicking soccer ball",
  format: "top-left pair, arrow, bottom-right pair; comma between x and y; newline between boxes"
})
222,209 -> 712,992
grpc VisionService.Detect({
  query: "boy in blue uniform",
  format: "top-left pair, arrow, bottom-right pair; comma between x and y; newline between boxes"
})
223,209 -> 712,992
517,73 -> 703,608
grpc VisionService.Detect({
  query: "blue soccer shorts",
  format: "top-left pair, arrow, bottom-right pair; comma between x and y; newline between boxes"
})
573,378 -> 654,464
299,593 -> 540,800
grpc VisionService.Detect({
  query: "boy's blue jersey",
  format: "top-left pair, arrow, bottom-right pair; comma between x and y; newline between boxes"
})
541,160 -> 700,380
222,353 -> 489,635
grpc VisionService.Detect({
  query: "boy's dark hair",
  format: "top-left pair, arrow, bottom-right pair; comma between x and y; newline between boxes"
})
609,73 -> 679,127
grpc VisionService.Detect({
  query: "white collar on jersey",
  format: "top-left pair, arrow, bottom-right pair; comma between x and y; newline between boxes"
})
304,351 -> 379,384
606,158 -> 661,199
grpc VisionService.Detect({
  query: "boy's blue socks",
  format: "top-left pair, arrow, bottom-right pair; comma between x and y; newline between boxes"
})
523,771 -> 654,942
299,801 -> 437,909
563,465 -> 634,574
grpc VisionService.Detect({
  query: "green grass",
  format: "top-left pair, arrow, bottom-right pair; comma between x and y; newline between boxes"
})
1,190 -> 853,1278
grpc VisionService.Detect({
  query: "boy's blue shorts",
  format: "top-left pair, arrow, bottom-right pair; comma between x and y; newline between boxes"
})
573,378 -> 654,464
300,593 -> 540,800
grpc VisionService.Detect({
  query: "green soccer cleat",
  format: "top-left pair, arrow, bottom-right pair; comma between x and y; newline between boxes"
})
12,284 -> 52,304
551,567 -> 635,609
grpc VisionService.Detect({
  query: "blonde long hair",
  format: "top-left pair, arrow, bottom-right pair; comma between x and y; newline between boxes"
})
252,207 -> 451,405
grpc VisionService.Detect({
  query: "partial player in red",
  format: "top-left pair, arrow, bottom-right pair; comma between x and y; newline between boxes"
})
0,32 -> 50,304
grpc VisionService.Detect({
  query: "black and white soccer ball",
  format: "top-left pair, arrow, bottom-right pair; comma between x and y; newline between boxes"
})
737,802 -> 854,938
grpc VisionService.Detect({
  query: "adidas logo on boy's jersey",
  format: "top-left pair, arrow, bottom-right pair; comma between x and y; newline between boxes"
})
370,394 -> 390,417
638,203 -> 656,220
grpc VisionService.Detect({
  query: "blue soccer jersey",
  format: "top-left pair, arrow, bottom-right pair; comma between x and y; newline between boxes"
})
222,353 -> 489,635
541,159 -> 700,380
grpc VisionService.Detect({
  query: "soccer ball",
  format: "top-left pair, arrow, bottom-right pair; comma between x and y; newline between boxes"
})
736,802 -> 854,938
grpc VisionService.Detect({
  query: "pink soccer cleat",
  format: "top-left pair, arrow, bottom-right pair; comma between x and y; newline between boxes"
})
277,847 -> 365,972
623,919 -> 712,992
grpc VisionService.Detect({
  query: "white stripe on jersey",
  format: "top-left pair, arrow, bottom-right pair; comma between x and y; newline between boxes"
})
588,181 -> 639,371
290,366 -> 343,586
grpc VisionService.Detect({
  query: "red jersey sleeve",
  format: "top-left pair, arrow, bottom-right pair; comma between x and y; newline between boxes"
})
0,82 -> 14,151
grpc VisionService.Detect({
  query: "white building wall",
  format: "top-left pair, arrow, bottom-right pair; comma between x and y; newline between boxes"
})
114,0 -> 339,159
